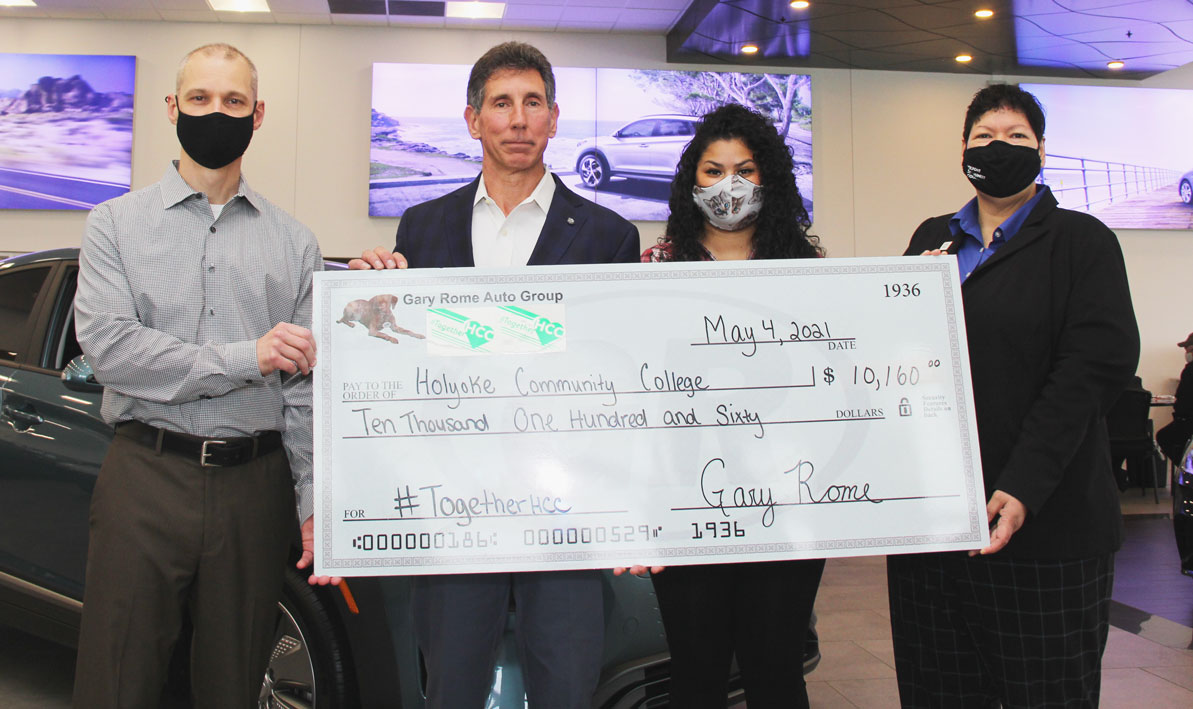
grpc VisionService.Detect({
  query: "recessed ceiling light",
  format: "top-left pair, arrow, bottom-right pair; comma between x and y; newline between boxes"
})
790,1 -> 811,9
207,0 -> 269,11
0,0 -> 39,6
741,44 -> 760,54
1107,60 -> 1125,69
445,1 -> 505,19
974,9 -> 994,19
955,54 -> 973,63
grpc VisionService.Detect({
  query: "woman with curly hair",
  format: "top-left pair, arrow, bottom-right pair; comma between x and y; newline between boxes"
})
643,103 -> 825,708
643,102 -> 821,263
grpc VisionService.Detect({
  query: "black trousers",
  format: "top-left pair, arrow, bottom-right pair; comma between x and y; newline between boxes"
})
411,569 -> 605,709
651,558 -> 825,709
72,426 -> 295,708
887,551 -> 1114,709
1156,416 -> 1193,464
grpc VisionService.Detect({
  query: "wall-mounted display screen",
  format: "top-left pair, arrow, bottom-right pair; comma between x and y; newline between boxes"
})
371,64 -> 812,221
1023,82 -> 1193,230
0,53 -> 135,211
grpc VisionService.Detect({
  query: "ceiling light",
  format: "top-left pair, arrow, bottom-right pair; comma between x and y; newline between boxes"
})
955,54 -> 973,63
445,1 -> 505,19
790,1 -> 810,9
0,0 -> 38,6
974,9 -> 994,19
741,44 -> 760,54
1107,60 -> 1125,69
207,0 -> 270,11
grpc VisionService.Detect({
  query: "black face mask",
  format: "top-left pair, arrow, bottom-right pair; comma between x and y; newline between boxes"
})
175,98 -> 256,170
962,140 -> 1041,198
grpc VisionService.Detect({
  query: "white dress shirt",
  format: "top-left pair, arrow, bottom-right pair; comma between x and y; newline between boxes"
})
471,170 -> 555,267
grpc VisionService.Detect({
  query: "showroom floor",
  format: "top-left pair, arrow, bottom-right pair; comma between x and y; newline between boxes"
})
3,488 -> 1191,708
798,501 -> 1193,708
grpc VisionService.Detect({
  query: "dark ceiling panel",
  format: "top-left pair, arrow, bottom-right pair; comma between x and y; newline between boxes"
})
328,0 -> 387,15
882,6 -> 992,31
810,14 -> 926,34
327,0 -> 446,18
389,0 -> 445,16
668,0 -> 1192,79
818,30 -> 946,50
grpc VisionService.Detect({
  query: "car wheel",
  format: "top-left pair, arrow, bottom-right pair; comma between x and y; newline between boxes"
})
1180,180 -> 1193,205
577,152 -> 609,188
259,567 -> 354,708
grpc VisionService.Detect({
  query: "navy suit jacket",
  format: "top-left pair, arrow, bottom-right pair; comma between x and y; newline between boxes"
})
394,174 -> 640,268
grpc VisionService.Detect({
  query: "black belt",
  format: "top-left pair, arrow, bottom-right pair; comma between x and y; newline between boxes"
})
116,421 -> 283,467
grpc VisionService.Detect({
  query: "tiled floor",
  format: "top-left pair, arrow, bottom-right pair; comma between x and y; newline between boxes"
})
1116,486 -> 1193,627
796,488 -> 1193,708
803,555 -> 901,707
3,488 -> 1190,707
1114,517 -> 1193,626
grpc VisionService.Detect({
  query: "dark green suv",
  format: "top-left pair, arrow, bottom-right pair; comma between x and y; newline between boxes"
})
0,249 -> 681,708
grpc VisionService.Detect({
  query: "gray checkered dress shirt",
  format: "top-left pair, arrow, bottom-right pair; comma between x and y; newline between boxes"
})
75,162 -> 322,521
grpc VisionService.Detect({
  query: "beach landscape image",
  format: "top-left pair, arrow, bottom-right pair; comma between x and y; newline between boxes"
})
1025,82 -> 1193,230
370,64 -> 812,221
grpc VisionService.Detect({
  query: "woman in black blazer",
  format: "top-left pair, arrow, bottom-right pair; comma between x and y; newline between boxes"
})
887,84 -> 1139,708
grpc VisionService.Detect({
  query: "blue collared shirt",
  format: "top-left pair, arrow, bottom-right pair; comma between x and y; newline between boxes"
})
949,184 -> 1049,283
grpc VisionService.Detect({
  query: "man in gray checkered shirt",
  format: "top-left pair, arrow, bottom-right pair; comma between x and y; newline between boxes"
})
72,43 -> 323,708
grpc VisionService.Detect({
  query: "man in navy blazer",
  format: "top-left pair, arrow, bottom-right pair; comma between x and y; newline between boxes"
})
392,169 -> 640,268
352,42 -> 638,708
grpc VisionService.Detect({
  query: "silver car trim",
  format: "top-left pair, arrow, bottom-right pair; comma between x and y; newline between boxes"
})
0,570 -> 83,612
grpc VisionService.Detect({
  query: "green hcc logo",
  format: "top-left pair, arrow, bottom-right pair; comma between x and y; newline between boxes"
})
465,320 -> 495,348
534,315 -> 564,345
495,305 -> 565,350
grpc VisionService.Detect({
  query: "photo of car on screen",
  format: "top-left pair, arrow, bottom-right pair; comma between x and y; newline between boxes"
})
1179,169 -> 1193,206
0,53 -> 134,211
370,65 -> 811,222
1023,83 -> 1193,230
573,114 -> 698,190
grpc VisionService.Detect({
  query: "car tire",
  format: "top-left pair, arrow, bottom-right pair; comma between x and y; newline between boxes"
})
259,567 -> 355,708
577,152 -> 610,188
1180,180 -> 1193,205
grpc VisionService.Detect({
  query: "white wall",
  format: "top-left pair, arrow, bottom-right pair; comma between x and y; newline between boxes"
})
0,17 -> 1189,415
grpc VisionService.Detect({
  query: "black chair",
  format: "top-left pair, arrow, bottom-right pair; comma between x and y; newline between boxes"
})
1107,386 -> 1160,502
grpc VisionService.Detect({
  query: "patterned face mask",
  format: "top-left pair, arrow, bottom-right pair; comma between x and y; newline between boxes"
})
692,173 -> 764,231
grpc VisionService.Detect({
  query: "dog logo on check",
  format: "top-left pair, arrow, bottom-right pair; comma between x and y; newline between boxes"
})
337,294 -> 426,344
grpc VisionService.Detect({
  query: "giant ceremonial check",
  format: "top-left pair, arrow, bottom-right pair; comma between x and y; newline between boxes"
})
312,257 -> 988,577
